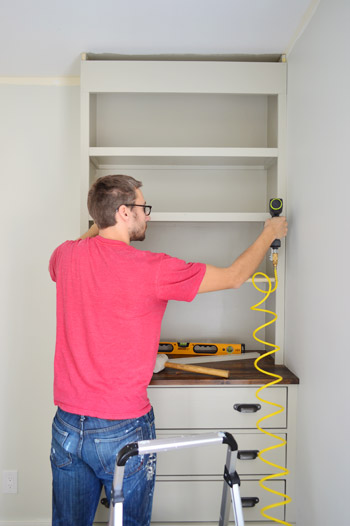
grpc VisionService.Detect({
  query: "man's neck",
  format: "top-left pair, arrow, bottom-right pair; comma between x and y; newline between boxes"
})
98,226 -> 130,244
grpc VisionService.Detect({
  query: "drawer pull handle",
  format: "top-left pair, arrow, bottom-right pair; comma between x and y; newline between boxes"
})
234,403 -> 261,413
238,450 -> 259,460
241,497 -> 259,508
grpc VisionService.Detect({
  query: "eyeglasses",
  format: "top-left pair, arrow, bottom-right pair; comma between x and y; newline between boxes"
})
118,204 -> 152,216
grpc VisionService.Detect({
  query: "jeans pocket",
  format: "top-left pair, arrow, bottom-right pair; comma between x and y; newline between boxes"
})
94,426 -> 143,478
51,420 -> 73,468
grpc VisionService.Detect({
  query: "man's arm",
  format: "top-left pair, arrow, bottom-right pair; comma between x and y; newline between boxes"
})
79,223 -> 99,240
198,216 -> 288,294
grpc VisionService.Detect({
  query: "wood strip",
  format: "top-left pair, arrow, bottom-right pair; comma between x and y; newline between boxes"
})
151,357 -> 299,386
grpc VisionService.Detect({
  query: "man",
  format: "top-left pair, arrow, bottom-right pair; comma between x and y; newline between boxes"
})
49,174 -> 287,526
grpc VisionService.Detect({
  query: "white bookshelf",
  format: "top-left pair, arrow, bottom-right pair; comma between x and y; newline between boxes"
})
80,58 -> 287,359
81,57 -> 295,526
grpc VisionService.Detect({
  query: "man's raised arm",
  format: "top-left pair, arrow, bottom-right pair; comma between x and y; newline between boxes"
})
198,216 -> 288,294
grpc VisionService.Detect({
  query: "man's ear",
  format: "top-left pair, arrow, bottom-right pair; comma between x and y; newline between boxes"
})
115,205 -> 130,223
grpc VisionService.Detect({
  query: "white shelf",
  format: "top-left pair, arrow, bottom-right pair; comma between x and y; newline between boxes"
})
151,212 -> 269,222
89,147 -> 278,168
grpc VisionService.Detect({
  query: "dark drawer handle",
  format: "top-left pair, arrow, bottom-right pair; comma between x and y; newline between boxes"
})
238,450 -> 259,460
234,403 -> 261,413
242,497 -> 259,508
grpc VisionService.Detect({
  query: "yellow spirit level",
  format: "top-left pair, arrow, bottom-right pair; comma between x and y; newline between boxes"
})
158,342 -> 245,355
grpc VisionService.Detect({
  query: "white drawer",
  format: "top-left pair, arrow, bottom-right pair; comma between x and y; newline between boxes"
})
152,479 -> 286,523
148,386 -> 287,429
155,431 -> 286,476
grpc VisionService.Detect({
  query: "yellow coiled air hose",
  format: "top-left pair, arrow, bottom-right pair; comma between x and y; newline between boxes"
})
251,253 -> 292,525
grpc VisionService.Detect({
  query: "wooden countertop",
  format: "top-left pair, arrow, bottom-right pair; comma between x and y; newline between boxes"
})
150,355 -> 299,386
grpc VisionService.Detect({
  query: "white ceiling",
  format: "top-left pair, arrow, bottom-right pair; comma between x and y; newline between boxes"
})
0,0 -> 319,77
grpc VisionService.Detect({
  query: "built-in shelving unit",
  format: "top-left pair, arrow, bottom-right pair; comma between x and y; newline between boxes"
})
81,56 -> 295,526
80,58 -> 287,360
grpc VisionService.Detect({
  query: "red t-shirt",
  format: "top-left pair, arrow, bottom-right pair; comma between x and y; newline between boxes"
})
49,236 -> 206,419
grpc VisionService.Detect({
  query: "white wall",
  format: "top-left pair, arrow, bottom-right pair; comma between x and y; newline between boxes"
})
286,1 -> 350,525
0,83 -> 80,523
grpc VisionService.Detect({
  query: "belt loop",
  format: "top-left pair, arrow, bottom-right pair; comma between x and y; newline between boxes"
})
80,415 -> 85,434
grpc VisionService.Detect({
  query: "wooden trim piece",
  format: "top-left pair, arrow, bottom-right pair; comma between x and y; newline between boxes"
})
81,61 -> 286,95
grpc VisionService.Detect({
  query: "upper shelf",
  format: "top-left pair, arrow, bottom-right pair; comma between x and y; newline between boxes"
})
89,147 -> 278,169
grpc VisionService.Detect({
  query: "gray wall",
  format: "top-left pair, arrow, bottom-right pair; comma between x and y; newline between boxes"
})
0,83 -> 80,523
286,1 -> 350,524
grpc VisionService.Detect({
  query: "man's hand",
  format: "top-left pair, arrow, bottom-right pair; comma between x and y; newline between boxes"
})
264,216 -> 288,240
79,223 -> 99,240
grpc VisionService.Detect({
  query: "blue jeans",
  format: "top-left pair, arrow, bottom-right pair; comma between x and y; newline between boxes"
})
50,407 -> 156,526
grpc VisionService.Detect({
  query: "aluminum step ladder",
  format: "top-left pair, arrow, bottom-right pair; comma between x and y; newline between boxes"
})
108,431 -> 245,526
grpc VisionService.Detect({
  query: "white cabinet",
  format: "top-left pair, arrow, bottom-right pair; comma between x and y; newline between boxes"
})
152,480 -> 286,523
80,58 -> 287,362
146,386 -> 288,429
148,384 -> 297,525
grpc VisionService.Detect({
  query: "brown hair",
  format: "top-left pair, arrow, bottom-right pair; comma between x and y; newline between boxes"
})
87,174 -> 143,229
